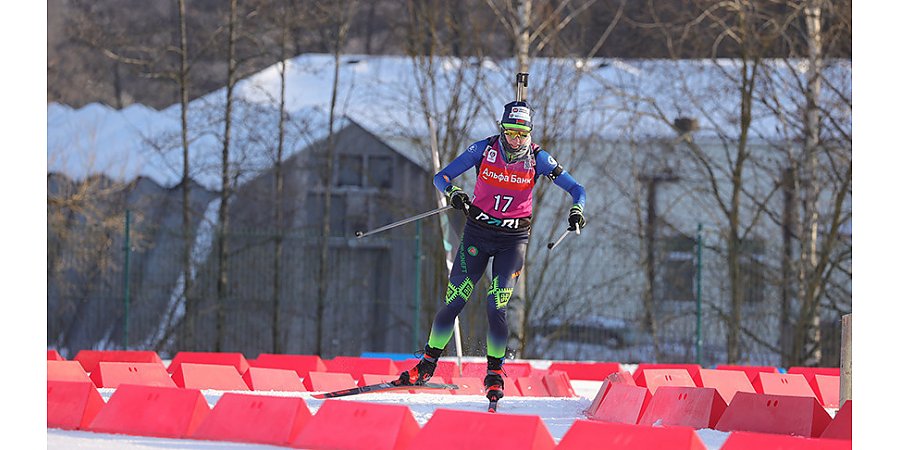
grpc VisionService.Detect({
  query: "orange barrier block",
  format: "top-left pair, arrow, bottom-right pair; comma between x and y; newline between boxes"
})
89,361 -> 176,388
461,361 -> 532,378
191,393 -> 312,446
75,350 -> 163,373
48,360 -> 92,383
714,365 -> 778,385
325,356 -> 398,380
557,419 -> 707,450
292,399 -> 420,450
720,431 -> 851,449
638,368 -> 696,394
516,376 -> 551,397
697,368 -> 755,404
546,362 -> 622,381
787,367 -> 840,386
449,377 -> 486,395
242,367 -> 306,391
715,392 -> 832,438
810,374 -> 840,408
303,371 -> 357,392
638,386 -> 727,429
634,363 -> 702,386
543,371 -> 577,397
752,372 -> 817,398
585,381 -> 651,424
407,408 -> 555,450
252,353 -> 326,379
47,380 -> 105,430
168,351 -> 250,375
48,349 -> 65,361
88,384 -> 209,438
171,363 -> 249,391
820,400 -> 851,440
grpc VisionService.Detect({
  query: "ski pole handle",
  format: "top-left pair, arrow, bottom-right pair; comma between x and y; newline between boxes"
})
355,205 -> 454,239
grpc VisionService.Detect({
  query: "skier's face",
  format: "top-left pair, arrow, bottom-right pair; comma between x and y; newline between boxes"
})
502,128 -> 531,151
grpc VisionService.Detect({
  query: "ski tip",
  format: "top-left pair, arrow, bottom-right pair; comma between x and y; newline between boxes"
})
488,408 -> 496,413
310,393 -> 327,399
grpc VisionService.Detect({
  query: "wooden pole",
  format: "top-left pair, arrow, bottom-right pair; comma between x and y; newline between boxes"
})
840,313 -> 852,407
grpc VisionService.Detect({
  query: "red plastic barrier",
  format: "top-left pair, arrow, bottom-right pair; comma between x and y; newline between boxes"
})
752,372 -> 817,398
637,368 -> 696,394
543,371 -> 577,397
449,377 -> 486,395
407,408 -> 555,450
410,376 -> 451,394
462,361 -> 532,378
74,350 -> 163,373
697,368 -> 755,404
546,362 -> 622,381
48,360 -> 92,383
47,381 -> 105,430
820,400 -> 851,440
88,384 -> 210,438
252,353 -> 326,379
720,431 -> 851,449
47,349 -> 65,361
787,366 -> 840,386
516,376 -> 551,397
398,358 -> 460,379
325,356 -> 398,380
292,399 -> 420,450
89,361 -> 176,388
585,381 -> 651,424
303,371 -> 357,392
191,393 -> 312,446
634,363 -> 702,386
810,374 -> 841,408
557,419 -> 707,450
358,373 -> 397,387
242,367 -> 306,391
714,365 -> 778,385
171,363 -> 249,391
167,351 -> 250,375
715,392 -> 832,437
605,370 -> 637,385
638,386 -> 727,429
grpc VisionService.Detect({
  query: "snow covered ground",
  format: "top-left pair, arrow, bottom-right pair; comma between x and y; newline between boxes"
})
47,378 -> 738,450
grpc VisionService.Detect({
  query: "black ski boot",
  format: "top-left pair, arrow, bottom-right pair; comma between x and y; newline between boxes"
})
396,345 -> 442,386
485,356 -> 505,412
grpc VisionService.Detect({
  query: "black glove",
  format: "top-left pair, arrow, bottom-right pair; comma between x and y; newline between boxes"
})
568,205 -> 586,231
446,186 -> 470,210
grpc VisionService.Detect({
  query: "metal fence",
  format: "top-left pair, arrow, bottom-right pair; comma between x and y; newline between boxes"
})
47,214 -> 847,368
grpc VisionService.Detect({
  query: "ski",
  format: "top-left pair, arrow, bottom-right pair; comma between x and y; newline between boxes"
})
487,398 -> 499,413
311,381 -> 459,399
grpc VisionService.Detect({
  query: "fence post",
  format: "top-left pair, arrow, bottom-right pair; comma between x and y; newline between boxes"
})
695,223 -> 703,366
123,209 -> 132,349
840,313 -> 852,406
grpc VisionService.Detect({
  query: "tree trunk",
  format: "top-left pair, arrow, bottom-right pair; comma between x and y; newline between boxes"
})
215,0 -> 238,352
272,4 -> 289,354
176,0 -> 195,351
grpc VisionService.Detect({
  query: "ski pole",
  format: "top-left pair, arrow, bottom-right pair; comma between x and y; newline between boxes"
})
355,205 -> 455,239
547,223 -> 580,250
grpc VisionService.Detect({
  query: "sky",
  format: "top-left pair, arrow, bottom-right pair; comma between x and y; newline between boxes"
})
0,2 -> 893,449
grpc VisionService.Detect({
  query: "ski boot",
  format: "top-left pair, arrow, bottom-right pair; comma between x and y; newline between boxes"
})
395,345 -> 441,386
485,356 -> 505,412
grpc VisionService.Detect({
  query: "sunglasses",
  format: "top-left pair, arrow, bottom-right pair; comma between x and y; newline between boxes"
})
502,129 -> 531,139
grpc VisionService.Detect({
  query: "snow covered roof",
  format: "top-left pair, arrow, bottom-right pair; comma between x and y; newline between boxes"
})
47,53 -> 851,190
